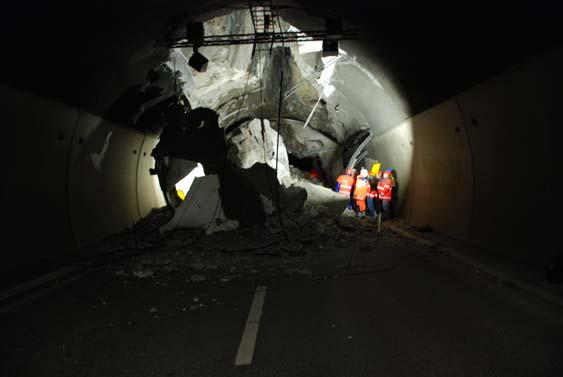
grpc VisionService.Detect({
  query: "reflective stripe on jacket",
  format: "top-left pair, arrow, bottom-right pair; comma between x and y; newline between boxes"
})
353,178 -> 370,200
336,174 -> 355,195
377,178 -> 393,200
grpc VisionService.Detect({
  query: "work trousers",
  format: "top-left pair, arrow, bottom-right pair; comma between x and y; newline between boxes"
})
381,199 -> 392,219
366,197 -> 377,218
355,199 -> 366,213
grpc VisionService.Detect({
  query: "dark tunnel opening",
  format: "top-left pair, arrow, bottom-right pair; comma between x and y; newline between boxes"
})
2,2 -> 563,376
288,153 -> 327,186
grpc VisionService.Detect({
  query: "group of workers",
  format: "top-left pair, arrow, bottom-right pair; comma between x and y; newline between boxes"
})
335,166 -> 396,220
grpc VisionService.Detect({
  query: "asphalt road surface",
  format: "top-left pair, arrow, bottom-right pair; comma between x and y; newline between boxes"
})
2,224 -> 563,377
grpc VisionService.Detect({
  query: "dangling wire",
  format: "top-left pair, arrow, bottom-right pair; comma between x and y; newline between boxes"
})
203,18 -> 256,234
258,47 -> 268,164
273,2 -> 288,240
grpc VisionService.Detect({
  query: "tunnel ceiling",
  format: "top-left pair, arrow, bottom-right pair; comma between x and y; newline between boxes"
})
2,1 -> 562,124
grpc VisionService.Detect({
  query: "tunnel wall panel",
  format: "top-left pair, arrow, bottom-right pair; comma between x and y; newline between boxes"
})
68,114 -> 144,252
407,100 -> 473,240
371,100 -> 473,240
4,84 -> 165,269
136,135 -> 166,218
369,120 -> 414,218
374,48 -> 563,266
1,85 -> 78,268
457,49 -> 563,265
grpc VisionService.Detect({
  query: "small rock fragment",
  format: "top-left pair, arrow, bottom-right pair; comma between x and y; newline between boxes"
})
132,269 -> 154,278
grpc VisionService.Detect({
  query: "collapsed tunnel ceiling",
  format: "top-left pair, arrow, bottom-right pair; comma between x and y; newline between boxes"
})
2,1 -> 563,130
2,0 -> 563,281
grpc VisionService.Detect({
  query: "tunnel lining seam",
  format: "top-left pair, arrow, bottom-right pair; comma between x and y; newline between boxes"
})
454,97 -> 476,241
65,109 -> 82,254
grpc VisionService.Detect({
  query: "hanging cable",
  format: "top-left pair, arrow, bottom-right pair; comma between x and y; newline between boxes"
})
258,45 -> 280,234
202,24 -> 257,234
273,2 -> 288,240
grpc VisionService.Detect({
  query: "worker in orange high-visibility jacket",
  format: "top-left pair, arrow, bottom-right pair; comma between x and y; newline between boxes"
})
336,168 -> 356,210
353,167 -> 371,218
377,170 -> 394,220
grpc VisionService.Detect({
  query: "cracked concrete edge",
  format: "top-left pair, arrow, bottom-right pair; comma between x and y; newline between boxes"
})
385,222 -> 563,309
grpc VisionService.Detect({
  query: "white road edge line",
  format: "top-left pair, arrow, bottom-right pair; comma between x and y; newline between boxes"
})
234,285 -> 267,366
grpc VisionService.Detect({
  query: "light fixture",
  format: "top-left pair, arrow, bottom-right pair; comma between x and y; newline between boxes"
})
189,47 -> 209,72
322,39 -> 339,57
322,18 -> 341,57
325,18 -> 343,39
186,22 -> 204,46
186,22 -> 208,72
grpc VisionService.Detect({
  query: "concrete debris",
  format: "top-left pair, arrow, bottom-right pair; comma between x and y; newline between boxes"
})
227,118 -> 293,187
277,240 -> 305,254
110,210 -> 391,287
275,119 -> 339,160
213,218 -> 239,233
163,158 -> 199,194
314,222 -> 328,235
288,268 -> 312,275
289,166 -> 323,186
293,180 -> 348,217
161,264 -> 177,272
132,269 -> 154,278
306,205 -> 330,219
236,163 -> 307,216
260,195 -> 274,215
160,175 -> 239,235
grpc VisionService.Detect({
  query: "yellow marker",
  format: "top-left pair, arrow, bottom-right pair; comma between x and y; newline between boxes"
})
370,162 -> 381,176
177,189 -> 186,200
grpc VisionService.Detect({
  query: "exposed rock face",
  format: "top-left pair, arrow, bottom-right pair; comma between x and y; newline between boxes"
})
276,118 -> 338,159
168,9 -> 256,113
227,118 -> 292,187
163,9 -> 405,185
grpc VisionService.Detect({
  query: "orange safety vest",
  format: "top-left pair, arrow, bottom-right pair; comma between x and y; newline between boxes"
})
337,174 -> 355,195
367,187 -> 378,199
377,178 -> 393,201
353,177 -> 370,200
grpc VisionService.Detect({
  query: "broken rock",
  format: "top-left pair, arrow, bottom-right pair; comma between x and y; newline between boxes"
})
132,269 -> 154,278
190,274 -> 206,282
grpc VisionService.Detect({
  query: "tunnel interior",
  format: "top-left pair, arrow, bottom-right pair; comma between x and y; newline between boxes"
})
2,2 -> 563,374
2,0 -> 563,277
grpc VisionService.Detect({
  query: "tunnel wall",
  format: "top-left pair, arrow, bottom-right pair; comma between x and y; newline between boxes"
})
2,85 -> 165,268
371,48 -> 563,266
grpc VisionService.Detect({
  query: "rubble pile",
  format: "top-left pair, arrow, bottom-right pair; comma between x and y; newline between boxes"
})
108,206 -> 406,290
227,118 -> 293,187
90,206 -> 172,254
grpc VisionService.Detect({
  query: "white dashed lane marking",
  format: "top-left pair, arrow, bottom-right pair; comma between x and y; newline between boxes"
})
234,286 -> 267,366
